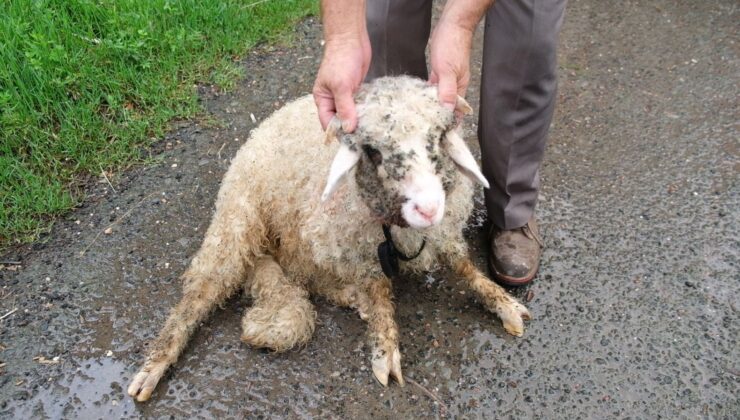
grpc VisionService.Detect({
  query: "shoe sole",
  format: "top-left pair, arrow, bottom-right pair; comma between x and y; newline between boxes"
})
489,259 -> 538,287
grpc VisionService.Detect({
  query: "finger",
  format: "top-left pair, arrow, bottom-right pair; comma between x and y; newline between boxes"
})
456,77 -> 470,97
333,89 -> 358,133
313,92 -> 336,131
428,70 -> 439,85
436,73 -> 458,111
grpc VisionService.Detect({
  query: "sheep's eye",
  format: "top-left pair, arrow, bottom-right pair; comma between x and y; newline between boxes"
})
362,145 -> 383,166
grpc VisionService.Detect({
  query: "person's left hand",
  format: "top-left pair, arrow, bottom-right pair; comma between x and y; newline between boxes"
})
429,21 -> 475,110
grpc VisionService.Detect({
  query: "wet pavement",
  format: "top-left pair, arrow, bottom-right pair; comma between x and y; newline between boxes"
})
1,0 -> 738,418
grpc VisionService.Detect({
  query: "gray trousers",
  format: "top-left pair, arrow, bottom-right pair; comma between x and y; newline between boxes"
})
366,0 -> 567,229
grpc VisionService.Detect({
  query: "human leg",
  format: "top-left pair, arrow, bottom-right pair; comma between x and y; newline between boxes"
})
478,0 -> 567,284
365,0 -> 434,80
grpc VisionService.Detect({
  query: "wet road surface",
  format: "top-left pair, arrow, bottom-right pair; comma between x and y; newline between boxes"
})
1,0 -> 738,418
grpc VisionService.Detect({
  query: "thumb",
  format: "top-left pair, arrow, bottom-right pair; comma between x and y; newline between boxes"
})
436,72 -> 458,111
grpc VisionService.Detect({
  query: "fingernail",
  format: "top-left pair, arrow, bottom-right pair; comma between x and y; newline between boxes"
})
442,102 -> 455,111
341,120 -> 353,132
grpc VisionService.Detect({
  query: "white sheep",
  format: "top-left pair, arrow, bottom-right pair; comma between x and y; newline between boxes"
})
127,76 -> 531,401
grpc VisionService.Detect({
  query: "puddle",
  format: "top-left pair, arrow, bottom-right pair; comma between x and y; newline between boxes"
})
4,357 -> 136,419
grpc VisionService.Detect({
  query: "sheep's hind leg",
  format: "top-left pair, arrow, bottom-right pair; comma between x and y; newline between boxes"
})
454,258 -> 531,336
241,256 -> 316,351
127,247 -> 249,402
128,175 -> 262,402
365,277 -> 403,386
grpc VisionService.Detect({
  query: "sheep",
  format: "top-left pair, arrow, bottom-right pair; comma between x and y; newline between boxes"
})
127,76 -> 531,402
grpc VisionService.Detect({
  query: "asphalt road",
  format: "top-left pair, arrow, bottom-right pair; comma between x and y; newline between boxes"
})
1,0 -> 737,418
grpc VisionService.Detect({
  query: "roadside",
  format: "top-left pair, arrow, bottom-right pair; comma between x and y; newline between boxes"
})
0,0 -> 316,245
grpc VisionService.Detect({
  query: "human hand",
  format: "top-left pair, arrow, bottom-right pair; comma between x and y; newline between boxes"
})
312,36 -> 371,133
429,16 -> 476,110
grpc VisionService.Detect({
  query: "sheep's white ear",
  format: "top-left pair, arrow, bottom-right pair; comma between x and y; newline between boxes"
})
321,143 -> 361,202
324,116 -> 342,145
456,95 -> 473,115
443,130 -> 490,188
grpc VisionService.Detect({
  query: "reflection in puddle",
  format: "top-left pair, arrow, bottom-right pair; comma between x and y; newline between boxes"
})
6,357 -> 136,419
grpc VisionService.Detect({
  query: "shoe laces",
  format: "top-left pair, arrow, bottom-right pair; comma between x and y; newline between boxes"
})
522,223 -> 543,248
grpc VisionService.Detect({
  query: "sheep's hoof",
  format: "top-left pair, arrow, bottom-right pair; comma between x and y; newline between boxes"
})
496,296 -> 532,337
357,307 -> 370,321
371,346 -> 404,387
127,362 -> 167,402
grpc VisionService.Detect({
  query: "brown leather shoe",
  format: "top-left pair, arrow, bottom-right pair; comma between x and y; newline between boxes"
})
489,217 -> 543,286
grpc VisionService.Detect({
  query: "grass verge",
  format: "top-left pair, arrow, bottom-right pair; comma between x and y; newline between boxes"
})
0,0 -> 317,247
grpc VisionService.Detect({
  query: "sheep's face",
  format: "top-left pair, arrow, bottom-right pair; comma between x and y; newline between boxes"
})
352,123 -> 453,228
322,77 -> 489,229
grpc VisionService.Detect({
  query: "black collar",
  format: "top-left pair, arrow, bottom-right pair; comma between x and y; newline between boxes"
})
377,224 -> 426,279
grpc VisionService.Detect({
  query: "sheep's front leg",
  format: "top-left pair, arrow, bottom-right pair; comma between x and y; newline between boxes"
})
317,284 -> 372,320
365,277 -> 404,386
454,258 -> 532,336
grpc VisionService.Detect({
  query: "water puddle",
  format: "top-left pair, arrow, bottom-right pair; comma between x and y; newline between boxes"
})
5,357 -> 137,419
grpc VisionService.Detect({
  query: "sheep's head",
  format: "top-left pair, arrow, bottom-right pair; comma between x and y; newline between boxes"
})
321,77 -> 489,229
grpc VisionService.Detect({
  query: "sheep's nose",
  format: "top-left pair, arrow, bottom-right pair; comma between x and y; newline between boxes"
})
414,204 -> 438,221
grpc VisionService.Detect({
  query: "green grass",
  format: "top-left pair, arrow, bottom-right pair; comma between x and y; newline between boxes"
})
0,0 -> 317,246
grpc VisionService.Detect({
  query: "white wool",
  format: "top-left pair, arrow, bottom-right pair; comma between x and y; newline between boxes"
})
223,77 -> 476,284
126,77 -> 530,402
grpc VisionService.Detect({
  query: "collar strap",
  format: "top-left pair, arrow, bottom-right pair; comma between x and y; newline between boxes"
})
382,224 -> 426,261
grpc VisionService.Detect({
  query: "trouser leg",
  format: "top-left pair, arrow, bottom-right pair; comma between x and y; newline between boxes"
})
365,0 -> 433,80
479,0 -> 567,229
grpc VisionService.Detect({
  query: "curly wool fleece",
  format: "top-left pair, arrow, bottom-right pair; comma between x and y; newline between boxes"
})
127,76 -> 531,402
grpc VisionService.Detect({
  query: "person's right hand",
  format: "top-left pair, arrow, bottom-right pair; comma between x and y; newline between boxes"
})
312,35 -> 371,133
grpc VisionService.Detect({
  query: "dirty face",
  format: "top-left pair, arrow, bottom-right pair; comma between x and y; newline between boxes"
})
320,78 -> 490,228
350,123 -> 458,229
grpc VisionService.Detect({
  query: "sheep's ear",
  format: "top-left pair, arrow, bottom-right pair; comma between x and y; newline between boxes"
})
324,116 -> 342,145
321,143 -> 361,201
443,129 -> 490,188
456,96 -> 473,115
